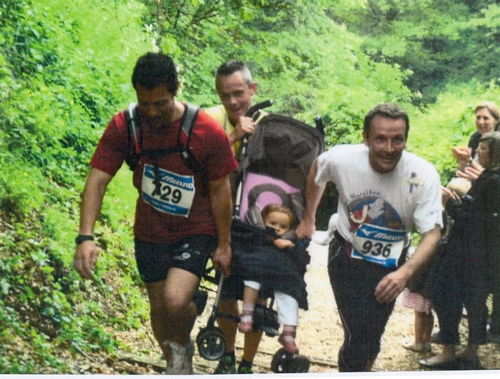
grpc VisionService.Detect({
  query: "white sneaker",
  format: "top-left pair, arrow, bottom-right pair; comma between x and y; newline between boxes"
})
164,340 -> 194,375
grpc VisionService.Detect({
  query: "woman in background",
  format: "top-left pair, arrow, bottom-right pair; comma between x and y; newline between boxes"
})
420,131 -> 500,370
451,101 -> 500,343
453,101 -> 500,179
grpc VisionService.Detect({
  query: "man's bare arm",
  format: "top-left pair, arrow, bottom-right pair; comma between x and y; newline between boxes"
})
296,159 -> 326,240
208,175 -> 233,278
73,168 -> 112,279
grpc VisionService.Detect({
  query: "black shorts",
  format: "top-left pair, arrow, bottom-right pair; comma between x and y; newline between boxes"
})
135,235 -> 216,283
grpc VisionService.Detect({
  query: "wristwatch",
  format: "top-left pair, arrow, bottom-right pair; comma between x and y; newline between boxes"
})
75,234 -> 94,245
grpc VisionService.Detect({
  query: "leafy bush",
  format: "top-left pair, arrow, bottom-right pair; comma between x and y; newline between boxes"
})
0,0 -> 150,373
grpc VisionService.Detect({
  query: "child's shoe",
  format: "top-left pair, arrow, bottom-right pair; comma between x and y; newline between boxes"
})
238,313 -> 253,334
278,327 -> 299,354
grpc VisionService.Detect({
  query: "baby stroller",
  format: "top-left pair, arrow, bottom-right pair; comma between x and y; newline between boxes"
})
196,101 -> 325,373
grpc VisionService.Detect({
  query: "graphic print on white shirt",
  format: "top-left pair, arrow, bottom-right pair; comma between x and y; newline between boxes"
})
348,196 -> 408,268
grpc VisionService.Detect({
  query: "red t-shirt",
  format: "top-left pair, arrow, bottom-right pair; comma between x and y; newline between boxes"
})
90,106 -> 238,244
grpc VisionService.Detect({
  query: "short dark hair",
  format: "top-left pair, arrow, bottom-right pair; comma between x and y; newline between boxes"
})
215,60 -> 253,87
480,131 -> 500,171
363,103 -> 410,138
131,52 -> 179,93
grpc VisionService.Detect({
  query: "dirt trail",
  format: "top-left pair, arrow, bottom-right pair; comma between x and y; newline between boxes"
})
217,241 -> 500,373
109,241 -> 500,374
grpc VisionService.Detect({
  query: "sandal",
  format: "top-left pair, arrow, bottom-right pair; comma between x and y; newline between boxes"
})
278,330 -> 299,354
238,313 -> 253,334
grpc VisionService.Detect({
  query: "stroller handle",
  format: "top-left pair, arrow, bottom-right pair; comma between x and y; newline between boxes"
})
241,99 -> 274,151
314,115 -> 325,136
234,100 -> 274,220
245,99 -> 274,118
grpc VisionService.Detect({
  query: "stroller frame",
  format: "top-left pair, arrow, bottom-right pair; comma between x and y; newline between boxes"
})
195,101 -> 325,373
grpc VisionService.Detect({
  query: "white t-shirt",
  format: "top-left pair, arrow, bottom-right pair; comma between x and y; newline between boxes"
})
315,144 -> 443,268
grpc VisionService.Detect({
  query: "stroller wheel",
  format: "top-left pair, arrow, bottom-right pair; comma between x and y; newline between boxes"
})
271,348 -> 290,373
290,354 -> 310,373
271,348 -> 310,373
196,327 -> 226,361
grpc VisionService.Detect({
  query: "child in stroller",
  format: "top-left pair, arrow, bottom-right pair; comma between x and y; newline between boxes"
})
195,111 -> 324,373
238,204 -> 307,354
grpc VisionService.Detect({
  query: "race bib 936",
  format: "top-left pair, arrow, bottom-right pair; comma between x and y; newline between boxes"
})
351,223 -> 408,268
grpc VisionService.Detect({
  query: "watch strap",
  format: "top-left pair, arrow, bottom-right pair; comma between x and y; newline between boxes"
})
75,234 -> 94,245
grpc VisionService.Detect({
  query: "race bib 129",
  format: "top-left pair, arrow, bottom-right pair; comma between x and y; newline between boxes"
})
141,164 -> 195,217
351,223 -> 408,268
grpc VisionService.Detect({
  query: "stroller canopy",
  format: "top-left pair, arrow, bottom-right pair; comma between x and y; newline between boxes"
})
240,113 -> 325,193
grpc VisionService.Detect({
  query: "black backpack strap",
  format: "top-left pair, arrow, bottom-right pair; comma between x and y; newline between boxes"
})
124,102 -> 141,170
179,104 -> 210,197
181,103 -> 200,140
124,102 -> 210,197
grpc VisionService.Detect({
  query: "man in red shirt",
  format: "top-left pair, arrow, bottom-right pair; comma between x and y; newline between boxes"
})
73,52 -> 237,375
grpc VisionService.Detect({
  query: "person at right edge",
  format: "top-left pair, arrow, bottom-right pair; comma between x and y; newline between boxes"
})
420,131 -> 500,370
296,103 -> 443,372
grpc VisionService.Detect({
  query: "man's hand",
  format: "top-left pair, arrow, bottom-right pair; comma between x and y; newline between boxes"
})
73,241 -> 98,279
375,226 -> 441,303
212,244 -> 232,278
208,175 -> 233,278
296,219 -> 315,240
374,269 -> 408,303
74,168 -> 111,280
230,116 -> 255,142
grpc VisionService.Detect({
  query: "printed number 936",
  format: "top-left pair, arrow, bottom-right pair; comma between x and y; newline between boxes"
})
360,240 -> 392,257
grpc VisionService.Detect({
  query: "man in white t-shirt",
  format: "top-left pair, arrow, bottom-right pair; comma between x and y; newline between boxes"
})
297,103 -> 443,372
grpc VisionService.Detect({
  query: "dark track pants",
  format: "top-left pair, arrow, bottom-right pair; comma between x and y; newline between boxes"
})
431,263 -> 488,346
328,235 -> 396,372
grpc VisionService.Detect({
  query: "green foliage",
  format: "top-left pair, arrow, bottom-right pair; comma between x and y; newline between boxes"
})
328,0 -> 500,104
2,0 -> 499,373
139,1 -> 414,147
0,0 -> 150,373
